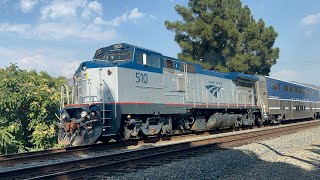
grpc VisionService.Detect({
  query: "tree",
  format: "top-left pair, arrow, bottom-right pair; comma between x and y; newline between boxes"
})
165,0 -> 279,75
0,64 -> 66,154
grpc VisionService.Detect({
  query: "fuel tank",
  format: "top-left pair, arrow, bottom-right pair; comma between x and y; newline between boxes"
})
205,114 -> 239,129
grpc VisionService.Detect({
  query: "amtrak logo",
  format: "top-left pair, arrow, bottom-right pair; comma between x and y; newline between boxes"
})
205,84 -> 222,97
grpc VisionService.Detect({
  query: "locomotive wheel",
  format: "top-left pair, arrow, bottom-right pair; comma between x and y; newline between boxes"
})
255,117 -> 263,126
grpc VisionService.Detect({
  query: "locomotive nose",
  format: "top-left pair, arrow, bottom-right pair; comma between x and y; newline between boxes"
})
58,119 -> 103,146
72,121 -> 103,146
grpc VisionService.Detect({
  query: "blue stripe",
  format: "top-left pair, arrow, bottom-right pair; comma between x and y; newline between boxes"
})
82,60 -> 255,81
197,68 -> 233,80
228,72 -> 259,82
75,61 -> 115,73
82,61 -> 163,74
118,62 -> 162,74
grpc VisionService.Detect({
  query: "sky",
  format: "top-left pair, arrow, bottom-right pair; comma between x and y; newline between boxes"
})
0,0 -> 320,85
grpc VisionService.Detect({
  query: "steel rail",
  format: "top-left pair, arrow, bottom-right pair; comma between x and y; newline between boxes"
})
0,119 -> 319,180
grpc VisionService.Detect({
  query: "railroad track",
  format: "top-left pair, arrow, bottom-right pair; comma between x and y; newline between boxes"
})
0,119 -> 319,179
0,124 -> 244,168
0,139 -> 147,167
0,142 -> 116,167
0,118 -> 305,167
0,131 -> 217,168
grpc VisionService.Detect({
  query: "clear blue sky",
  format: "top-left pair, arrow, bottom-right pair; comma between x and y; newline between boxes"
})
0,0 -> 320,85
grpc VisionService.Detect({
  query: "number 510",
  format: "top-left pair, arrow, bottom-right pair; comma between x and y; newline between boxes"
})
136,72 -> 148,84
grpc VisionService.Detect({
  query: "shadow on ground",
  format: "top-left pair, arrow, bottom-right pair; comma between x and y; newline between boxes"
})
117,143 -> 320,180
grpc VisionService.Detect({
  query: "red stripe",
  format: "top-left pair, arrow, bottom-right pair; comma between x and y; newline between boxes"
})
164,103 -> 258,107
110,102 -> 259,108
65,102 -> 259,108
65,102 -> 100,107
108,102 -> 153,105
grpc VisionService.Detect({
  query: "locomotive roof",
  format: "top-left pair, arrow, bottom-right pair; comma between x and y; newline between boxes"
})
97,43 -> 162,55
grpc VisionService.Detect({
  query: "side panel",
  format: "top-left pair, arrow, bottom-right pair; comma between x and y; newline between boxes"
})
117,67 -> 165,108
116,66 -> 257,110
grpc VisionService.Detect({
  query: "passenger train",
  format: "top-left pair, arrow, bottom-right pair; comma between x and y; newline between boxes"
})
57,43 -> 320,146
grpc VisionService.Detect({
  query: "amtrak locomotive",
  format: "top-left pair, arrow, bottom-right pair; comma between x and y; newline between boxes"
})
58,43 -> 320,146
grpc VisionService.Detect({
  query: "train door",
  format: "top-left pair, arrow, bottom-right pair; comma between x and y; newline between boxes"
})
182,62 -> 194,103
255,76 -> 269,118
177,62 -> 187,93
280,101 -> 285,111
288,101 -> 292,119
309,102 -> 312,113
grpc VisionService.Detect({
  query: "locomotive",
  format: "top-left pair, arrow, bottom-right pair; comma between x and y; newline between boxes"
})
57,43 -> 320,146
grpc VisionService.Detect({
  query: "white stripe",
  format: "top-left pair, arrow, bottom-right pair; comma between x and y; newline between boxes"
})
268,98 -> 317,103
269,107 -> 281,110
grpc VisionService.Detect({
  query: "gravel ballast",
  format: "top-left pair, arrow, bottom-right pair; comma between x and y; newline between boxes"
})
119,126 -> 320,180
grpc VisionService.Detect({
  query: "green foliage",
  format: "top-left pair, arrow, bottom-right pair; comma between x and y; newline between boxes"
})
165,0 -> 280,75
0,64 -> 66,154
0,124 -> 24,154
30,122 -> 56,150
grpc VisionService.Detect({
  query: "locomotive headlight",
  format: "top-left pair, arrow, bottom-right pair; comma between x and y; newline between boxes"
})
82,66 -> 87,70
81,111 -> 88,118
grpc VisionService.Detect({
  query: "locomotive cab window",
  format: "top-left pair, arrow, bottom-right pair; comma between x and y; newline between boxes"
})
164,59 -> 175,73
140,53 -> 160,68
107,51 -> 132,62
165,59 -> 174,69
136,52 -> 143,64
174,62 -> 181,70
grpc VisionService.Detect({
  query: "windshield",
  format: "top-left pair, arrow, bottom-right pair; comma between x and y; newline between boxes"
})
93,44 -> 134,62
94,50 -> 132,62
107,51 -> 132,62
